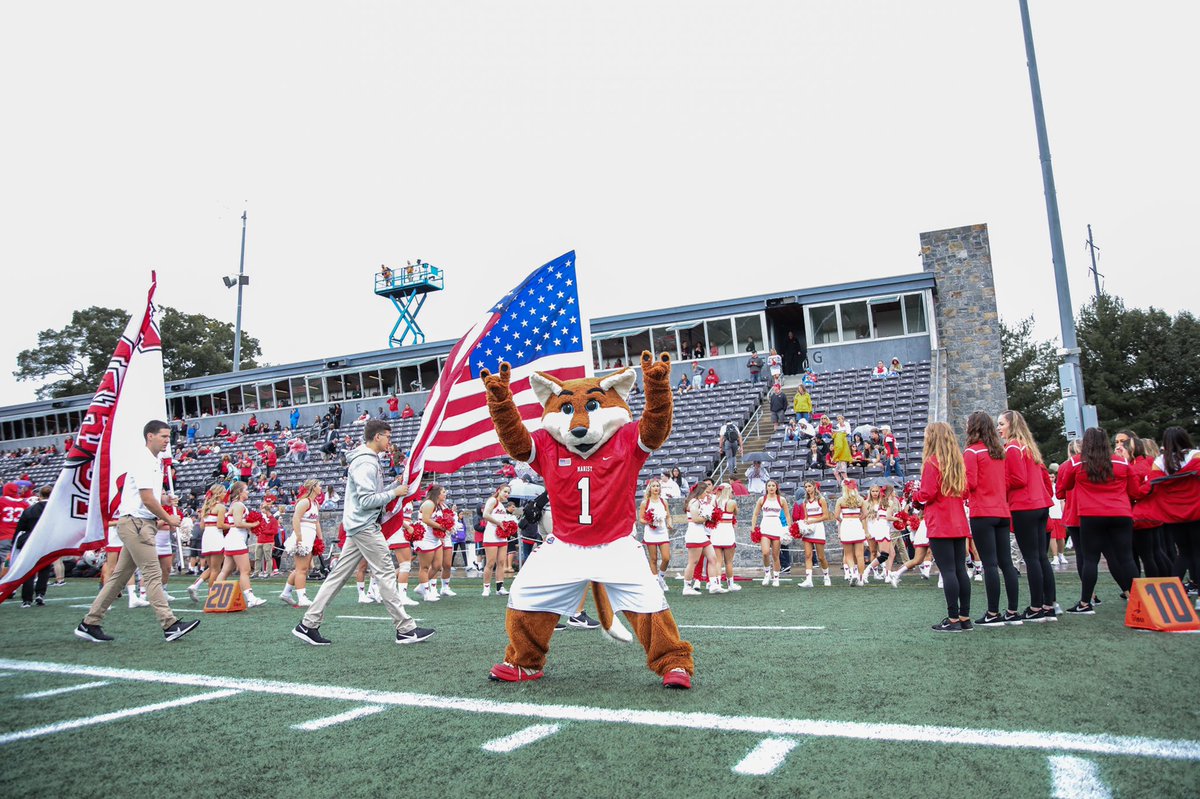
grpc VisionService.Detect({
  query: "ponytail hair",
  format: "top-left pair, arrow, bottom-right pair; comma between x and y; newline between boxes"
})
999,410 -> 1044,466
201,483 -> 227,518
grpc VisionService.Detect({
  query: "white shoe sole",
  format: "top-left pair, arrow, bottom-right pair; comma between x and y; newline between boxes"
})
73,629 -> 112,643
292,628 -> 330,646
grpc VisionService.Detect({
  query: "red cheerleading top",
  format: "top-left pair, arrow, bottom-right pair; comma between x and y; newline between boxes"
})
963,443 -> 1008,518
1054,463 -> 1080,527
915,456 -> 970,539
1004,442 -> 1052,512
1057,456 -> 1148,518
1145,452 -> 1200,524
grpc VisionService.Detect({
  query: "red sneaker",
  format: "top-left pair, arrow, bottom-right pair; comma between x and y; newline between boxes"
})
662,669 -> 692,689
488,662 -> 544,682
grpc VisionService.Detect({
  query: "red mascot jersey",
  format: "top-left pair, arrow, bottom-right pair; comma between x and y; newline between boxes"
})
527,423 -> 651,547
0,490 -> 27,541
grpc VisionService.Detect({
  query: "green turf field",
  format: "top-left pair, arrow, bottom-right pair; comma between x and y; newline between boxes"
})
0,568 -> 1197,799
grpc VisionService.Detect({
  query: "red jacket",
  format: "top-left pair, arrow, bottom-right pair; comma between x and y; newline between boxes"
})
1004,442 -> 1052,512
915,456 -> 970,539
1058,456 -> 1148,518
1145,452 -> 1200,524
963,443 -> 1008,518
1054,463 -> 1080,527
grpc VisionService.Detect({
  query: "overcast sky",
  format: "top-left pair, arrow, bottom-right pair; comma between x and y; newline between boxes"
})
1,1 -> 1195,408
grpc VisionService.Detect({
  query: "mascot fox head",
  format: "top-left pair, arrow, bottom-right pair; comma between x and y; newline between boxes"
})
530,368 -> 635,459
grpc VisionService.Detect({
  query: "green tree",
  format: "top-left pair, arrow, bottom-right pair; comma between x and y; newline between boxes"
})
14,306 -> 260,399
1000,315 -> 1066,462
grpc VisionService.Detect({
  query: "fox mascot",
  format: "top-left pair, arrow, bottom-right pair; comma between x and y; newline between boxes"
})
480,351 -> 695,689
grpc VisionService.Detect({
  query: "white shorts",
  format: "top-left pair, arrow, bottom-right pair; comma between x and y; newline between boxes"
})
684,523 -> 711,548
760,517 -> 786,542
912,522 -> 929,548
414,533 -> 444,552
386,530 -> 411,551
200,525 -> 224,556
642,525 -> 670,546
800,522 -> 826,544
106,526 -> 122,552
839,519 -> 866,544
483,522 -> 511,548
223,528 -> 248,555
710,521 -> 736,549
867,519 -> 891,542
508,534 -> 669,616
284,524 -> 317,556
155,530 -> 174,557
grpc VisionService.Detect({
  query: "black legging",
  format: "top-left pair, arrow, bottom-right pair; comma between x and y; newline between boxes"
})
929,537 -> 970,619
1153,527 -> 1175,577
1133,526 -> 1168,578
1166,521 -> 1200,584
970,517 -> 1020,615
1012,508 -> 1055,608
1068,525 -> 1083,579
1079,515 -> 1136,603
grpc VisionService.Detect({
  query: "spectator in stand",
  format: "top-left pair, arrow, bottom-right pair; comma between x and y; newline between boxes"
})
186,423 -> 197,445
850,433 -> 870,467
692,342 -> 705,361
792,384 -> 813,422
355,410 -> 370,423
380,264 -> 393,283
746,350 -> 764,384
401,403 -> 415,419
669,467 -> 689,498
745,461 -> 769,494
768,384 -> 787,431
386,394 -> 400,419
237,452 -> 254,482
871,360 -> 888,378
783,419 -> 801,444
802,370 -> 818,388
266,471 -> 282,491
331,403 -> 343,428
782,331 -> 804,375
676,373 -> 692,394
287,437 -> 309,464
248,414 -> 258,433
831,415 -> 853,485
718,420 -> 743,472
497,459 -> 518,479
289,408 -> 300,430
767,348 -> 783,384
690,360 -> 703,384
262,440 -> 278,472
888,357 -> 903,376
881,424 -> 902,478
703,368 -> 720,389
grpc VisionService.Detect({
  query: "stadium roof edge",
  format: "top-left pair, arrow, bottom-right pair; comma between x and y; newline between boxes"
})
1,270 -> 934,417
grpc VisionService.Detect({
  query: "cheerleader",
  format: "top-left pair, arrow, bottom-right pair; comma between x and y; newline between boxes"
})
640,478 -> 672,593
481,485 -> 515,597
888,496 -> 935,585
751,480 -> 791,587
216,482 -> 266,607
280,480 -> 322,607
912,422 -> 973,632
103,517 -> 148,608
149,494 -> 179,604
187,484 -> 228,603
965,411 -> 1023,625
416,484 -> 454,601
682,483 -> 724,594
437,498 -> 459,596
796,481 -> 832,587
710,483 -> 741,592
383,502 -> 419,606
834,480 -> 868,584
863,485 -> 895,582
999,409 -> 1058,622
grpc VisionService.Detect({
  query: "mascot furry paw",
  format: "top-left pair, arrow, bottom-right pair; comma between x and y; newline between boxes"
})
480,351 -> 695,689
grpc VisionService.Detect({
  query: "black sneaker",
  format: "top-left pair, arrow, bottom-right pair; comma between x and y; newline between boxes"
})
33,595 -> 45,606
976,613 -> 1007,627
958,618 -> 974,631
568,612 -> 600,630
779,565 -> 792,575
1022,607 -> 1056,623
74,622 -> 114,642
20,601 -> 31,609
164,619 -> 200,642
554,622 -> 568,632
1002,610 -> 1025,626
1065,602 -> 1095,615
395,626 -> 436,645
293,623 -> 331,646
1092,595 -> 1102,606
931,617 -> 962,633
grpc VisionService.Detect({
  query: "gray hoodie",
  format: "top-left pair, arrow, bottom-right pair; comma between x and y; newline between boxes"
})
342,444 -> 399,536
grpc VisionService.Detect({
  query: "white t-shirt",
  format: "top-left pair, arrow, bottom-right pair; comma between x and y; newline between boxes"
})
118,448 -> 163,520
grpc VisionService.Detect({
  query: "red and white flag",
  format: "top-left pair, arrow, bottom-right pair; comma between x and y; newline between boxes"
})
0,275 -> 167,603
397,251 -> 590,506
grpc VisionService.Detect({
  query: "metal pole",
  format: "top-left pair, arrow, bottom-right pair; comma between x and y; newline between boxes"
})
233,210 -> 246,372
1086,223 -> 1102,297
1018,0 -> 1087,434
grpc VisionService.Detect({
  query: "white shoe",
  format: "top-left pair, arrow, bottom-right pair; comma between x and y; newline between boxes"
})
771,577 -> 780,587
708,581 -> 727,594
888,572 -> 901,587
279,591 -> 295,606
497,586 -> 509,596
937,575 -> 944,588
294,595 -> 312,607
861,571 -> 871,584
424,590 -> 440,602
657,575 -> 669,593
849,576 -> 859,587
728,581 -> 742,591
246,595 -> 266,608
761,570 -> 771,586
482,586 -> 491,597
358,593 -> 374,604
188,584 -> 201,603
974,571 -> 984,582
682,585 -> 701,596
799,575 -> 813,588
440,586 -> 457,597
129,595 -> 150,608
823,574 -> 832,587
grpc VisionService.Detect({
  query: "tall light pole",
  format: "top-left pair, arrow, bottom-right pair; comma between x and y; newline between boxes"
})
1018,0 -> 1094,439
226,210 -> 249,372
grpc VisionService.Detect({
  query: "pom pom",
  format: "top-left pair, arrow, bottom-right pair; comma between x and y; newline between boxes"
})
498,520 -> 519,540
789,521 -> 801,537
438,508 -> 456,534
404,523 -> 426,543
750,527 -> 762,544
312,535 -> 326,555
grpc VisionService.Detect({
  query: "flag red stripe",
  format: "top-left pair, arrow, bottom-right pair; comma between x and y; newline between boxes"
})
424,442 -> 509,474
0,541 -> 102,605
440,366 -> 587,418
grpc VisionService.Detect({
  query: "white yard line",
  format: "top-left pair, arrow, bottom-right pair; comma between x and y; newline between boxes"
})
335,615 -> 425,622
732,738 -> 798,775
0,658 -> 1196,762
292,705 -> 387,731
482,723 -> 561,753
1049,756 -> 1112,799
0,689 -> 240,746
6,593 -> 186,605
680,625 -> 825,631
20,681 -> 111,699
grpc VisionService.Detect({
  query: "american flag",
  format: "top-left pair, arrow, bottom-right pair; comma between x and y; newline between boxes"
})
399,251 -> 589,494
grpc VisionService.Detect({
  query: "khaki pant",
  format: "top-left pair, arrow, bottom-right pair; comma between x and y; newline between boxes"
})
303,524 -> 414,633
84,516 -> 177,630
252,542 -> 273,565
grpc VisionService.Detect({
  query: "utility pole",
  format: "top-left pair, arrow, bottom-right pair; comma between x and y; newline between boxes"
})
1018,0 -> 1094,440
233,210 -> 247,372
1085,223 -> 1103,298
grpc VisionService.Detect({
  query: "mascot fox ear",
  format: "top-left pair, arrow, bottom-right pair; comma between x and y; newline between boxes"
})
530,372 -> 566,407
599,368 -> 636,403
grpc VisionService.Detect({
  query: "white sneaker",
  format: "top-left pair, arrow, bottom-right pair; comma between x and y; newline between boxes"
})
937,575 -> 944,589
974,571 -> 984,582
129,595 -> 150,608
398,591 -> 419,606
424,590 -> 440,602
682,585 -> 701,596
188,584 -> 201,603
440,586 -> 457,597
657,575 -> 669,593
708,581 -> 727,594
862,571 -> 871,584
849,576 -> 859,587
358,593 -> 375,604
888,572 -> 901,587
761,570 -> 771,586
279,591 -> 295,605
823,574 -> 832,587
482,586 -> 491,597
728,580 -> 742,591
799,575 -> 813,588
245,594 -> 266,608
771,577 -> 780,587
295,595 -> 312,607
497,586 -> 509,596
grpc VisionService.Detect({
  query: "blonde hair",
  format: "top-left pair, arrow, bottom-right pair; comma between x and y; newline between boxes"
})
715,484 -> 733,506
922,422 -> 967,497
1000,410 -> 1044,466
298,479 -> 322,501
864,485 -> 883,518
228,481 -> 247,502
1142,439 -> 1161,460
201,484 -> 227,518
840,482 -> 863,508
1067,439 -> 1082,457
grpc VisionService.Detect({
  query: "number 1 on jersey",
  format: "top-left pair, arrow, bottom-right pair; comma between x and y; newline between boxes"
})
576,476 -> 592,524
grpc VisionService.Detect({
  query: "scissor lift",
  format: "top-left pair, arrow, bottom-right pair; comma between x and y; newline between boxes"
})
375,263 -> 445,348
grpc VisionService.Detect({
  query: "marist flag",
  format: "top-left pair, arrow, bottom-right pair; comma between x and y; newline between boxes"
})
0,275 -> 168,603
388,252 -> 589,529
